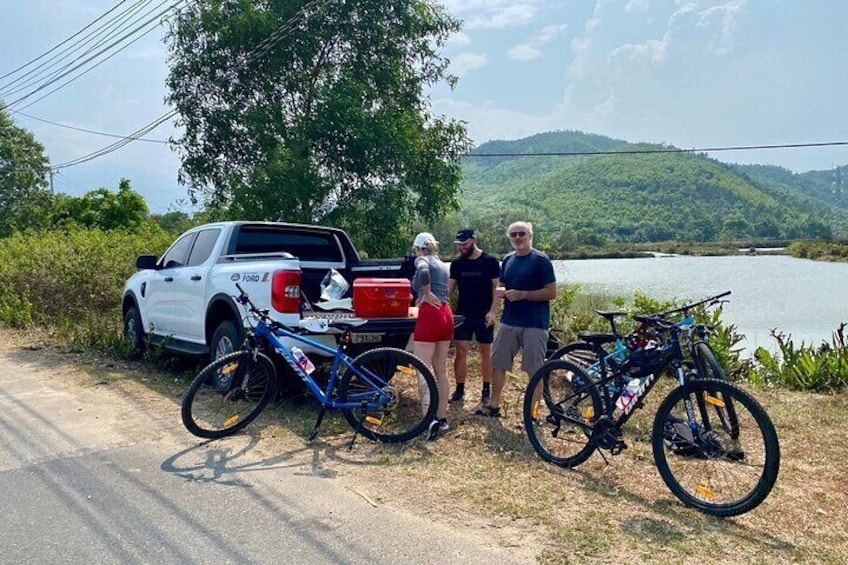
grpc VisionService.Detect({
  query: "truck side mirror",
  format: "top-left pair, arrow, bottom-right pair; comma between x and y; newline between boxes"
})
136,254 -> 159,270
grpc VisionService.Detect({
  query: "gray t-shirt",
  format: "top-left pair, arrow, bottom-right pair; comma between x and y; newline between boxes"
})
413,254 -> 450,303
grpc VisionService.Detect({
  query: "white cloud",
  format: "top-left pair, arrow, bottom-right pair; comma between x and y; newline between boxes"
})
450,52 -> 489,76
508,24 -> 568,61
508,44 -> 543,61
432,97 -> 554,144
448,31 -> 472,48
466,4 -> 536,29
697,0 -> 746,55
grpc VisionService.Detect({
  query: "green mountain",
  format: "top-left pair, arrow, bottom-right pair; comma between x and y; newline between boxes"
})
450,131 -> 846,254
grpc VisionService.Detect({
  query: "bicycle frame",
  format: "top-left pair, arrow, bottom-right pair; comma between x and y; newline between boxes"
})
250,317 -> 397,413
587,322 -> 712,444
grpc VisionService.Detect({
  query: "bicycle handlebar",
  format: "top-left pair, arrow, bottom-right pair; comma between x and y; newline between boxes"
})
657,290 -> 731,317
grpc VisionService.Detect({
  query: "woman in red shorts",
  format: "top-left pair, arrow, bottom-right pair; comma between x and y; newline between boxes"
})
411,232 -> 454,440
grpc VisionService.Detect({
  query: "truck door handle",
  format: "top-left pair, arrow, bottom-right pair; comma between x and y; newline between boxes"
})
164,277 -> 174,282
191,275 -> 202,281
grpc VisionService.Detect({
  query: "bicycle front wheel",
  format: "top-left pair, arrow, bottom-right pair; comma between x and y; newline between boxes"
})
181,350 -> 277,439
652,379 -> 780,517
692,342 -> 739,438
523,359 -> 602,468
337,348 -> 438,443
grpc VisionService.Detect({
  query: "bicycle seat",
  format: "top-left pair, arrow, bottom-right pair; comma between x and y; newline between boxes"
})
596,310 -> 627,320
577,331 -> 618,345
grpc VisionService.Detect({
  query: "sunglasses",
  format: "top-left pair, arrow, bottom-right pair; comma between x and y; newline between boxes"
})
509,231 -> 527,238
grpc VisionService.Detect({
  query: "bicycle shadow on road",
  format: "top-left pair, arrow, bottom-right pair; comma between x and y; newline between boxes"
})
160,434 -> 316,485
161,427 -> 437,487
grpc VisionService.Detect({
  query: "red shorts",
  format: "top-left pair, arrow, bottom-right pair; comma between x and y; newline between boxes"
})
414,302 -> 454,342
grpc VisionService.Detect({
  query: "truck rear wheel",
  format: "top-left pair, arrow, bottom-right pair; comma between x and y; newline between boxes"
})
210,320 -> 243,363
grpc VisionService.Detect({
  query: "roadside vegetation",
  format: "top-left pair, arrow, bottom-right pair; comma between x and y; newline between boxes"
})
0,225 -> 845,393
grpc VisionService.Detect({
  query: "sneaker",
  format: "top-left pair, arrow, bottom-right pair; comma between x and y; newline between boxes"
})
449,388 -> 465,403
481,388 -> 491,406
426,419 -> 441,441
438,418 -> 449,432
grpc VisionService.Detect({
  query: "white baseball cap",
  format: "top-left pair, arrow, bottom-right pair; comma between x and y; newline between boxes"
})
413,232 -> 437,248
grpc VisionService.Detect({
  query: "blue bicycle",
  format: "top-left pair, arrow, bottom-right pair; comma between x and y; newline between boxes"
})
182,284 -> 438,445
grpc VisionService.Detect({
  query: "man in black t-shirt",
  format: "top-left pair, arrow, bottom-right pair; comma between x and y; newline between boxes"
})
447,228 -> 501,405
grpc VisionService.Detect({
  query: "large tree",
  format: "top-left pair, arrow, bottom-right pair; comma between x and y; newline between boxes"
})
166,0 -> 471,256
0,104 -> 51,237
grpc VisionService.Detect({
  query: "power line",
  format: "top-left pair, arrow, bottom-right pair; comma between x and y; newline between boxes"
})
0,0 -> 156,97
468,140 -> 848,158
11,111 -> 169,142
0,0 -> 134,82
3,0 -> 183,110
49,0 -> 333,172
52,110 -> 177,170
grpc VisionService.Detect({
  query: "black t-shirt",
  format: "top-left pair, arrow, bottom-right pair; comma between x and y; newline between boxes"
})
449,251 -> 500,318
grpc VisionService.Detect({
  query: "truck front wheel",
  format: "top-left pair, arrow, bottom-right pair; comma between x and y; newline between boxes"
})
123,306 -> 146,358
210,320 -> 243,363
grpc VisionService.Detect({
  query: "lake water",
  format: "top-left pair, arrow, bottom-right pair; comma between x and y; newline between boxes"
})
553,255 -> 848,356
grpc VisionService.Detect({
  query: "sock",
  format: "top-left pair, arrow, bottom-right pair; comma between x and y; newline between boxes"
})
455,383 -> 465,394
482,382 -> 491,393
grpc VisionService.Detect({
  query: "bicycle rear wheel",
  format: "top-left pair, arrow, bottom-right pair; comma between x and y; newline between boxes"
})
548,341 -> 600,369
181,350 -> 277,439
523,359 -> 602,468
652,379 -> 779,517
337,348 -> 437,443
691,342 -> 739,438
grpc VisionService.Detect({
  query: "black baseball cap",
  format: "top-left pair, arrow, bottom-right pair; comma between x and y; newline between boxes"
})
453,228 -> 476,243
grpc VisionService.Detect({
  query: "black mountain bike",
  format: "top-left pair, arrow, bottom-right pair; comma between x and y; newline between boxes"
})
523,309 -> 779,517
549,291 -> 732,380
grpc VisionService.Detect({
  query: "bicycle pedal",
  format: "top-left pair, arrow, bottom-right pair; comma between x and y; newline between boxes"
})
610,440 -> 628,455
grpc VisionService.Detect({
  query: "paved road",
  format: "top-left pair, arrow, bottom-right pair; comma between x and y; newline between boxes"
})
0,345 -> 534,564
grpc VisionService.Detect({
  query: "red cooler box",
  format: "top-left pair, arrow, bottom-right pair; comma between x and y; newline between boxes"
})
353,278 -> 412,318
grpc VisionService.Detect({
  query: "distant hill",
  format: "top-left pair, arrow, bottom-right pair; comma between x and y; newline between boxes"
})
450,131 -> 847,254
731,163 -> 848,211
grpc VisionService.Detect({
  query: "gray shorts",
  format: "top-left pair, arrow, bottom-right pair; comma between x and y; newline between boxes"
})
491,324 -> 549,375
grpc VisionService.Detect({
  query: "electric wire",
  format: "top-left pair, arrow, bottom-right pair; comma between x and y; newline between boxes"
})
48,0 -> 333,171
0,0 -> 156,97
0,0 -> 134,83
3,0 -> 183,109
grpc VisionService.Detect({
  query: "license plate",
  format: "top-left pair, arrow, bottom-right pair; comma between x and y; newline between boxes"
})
351,333 -> 382,344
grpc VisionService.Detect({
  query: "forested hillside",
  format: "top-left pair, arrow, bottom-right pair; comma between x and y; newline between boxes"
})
732,163 -> 848,211
450,131 -> 846,253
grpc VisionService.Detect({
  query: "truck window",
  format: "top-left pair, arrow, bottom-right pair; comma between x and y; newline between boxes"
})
187,228 -> 221,266
234,227 -> 343,262
160,233 -> 197,269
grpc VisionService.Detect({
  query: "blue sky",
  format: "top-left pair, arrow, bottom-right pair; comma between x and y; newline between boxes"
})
3,0 -> 847,214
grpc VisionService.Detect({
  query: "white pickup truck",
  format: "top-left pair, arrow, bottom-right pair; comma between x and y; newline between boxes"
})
122,221 -> 420,367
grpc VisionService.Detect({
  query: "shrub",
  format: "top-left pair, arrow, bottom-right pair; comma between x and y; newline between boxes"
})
750,324 -> 848,392
0,226 -> 173,346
